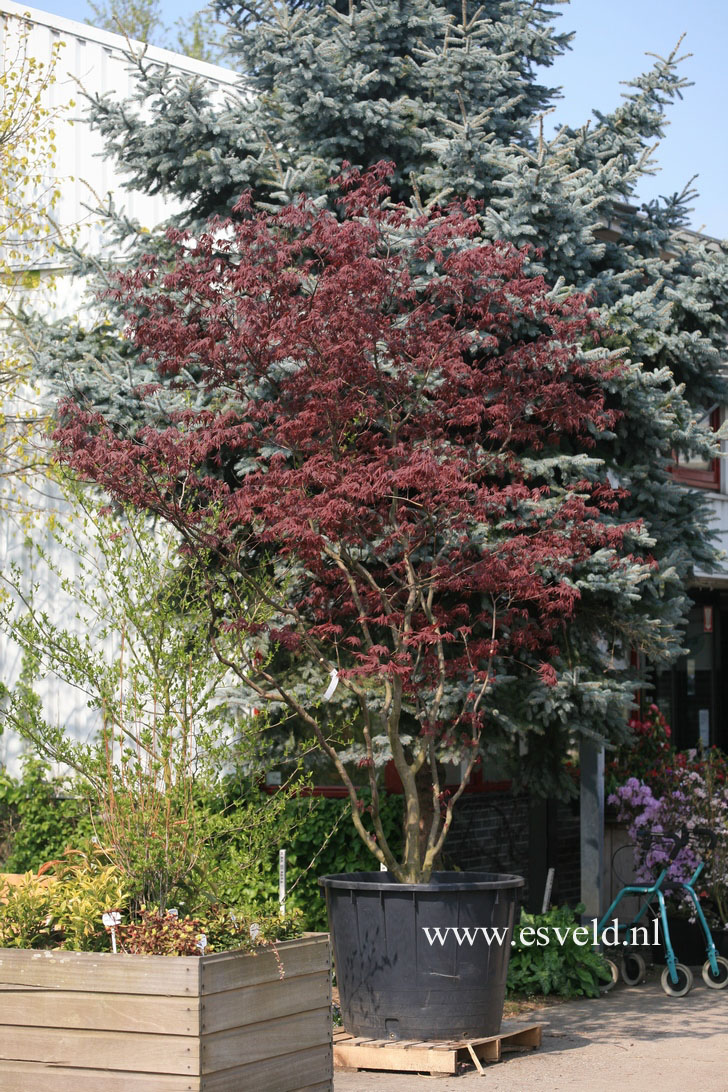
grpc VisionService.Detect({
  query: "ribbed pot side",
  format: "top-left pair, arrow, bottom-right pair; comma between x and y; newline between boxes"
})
319,870 -> 524,1041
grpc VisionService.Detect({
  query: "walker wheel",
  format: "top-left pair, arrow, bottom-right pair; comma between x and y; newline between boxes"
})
600,958 -> 619,993
661,963 -> 693,997
621,952 -> 647,986
702,956 -> 728,990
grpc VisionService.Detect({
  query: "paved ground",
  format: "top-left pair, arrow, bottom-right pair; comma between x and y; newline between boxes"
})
333,971 -> 728,1091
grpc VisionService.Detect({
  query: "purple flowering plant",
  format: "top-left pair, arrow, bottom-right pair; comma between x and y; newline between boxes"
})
610,747 -> 728,927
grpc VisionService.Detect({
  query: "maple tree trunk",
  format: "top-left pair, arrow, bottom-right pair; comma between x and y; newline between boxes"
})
415,763 -> 440,877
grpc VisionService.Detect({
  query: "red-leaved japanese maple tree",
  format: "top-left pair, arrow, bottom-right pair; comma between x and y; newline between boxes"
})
55,166 -> 642,883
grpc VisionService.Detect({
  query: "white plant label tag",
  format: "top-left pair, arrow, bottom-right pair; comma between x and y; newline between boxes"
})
323,668 -> 339,701
102,911 -> 122,954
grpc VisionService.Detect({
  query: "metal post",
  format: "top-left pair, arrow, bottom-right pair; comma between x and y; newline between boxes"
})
579,737 -> 604,924
541,867 -> 555,915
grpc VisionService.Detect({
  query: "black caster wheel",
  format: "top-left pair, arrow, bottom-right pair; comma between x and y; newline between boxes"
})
702,955 -> 728,990
661,963 -> 693,997
600,958 -> 619,993
621,952 -> 647,986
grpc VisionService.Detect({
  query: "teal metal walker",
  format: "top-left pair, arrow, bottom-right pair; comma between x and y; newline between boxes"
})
596,827 -> 728,997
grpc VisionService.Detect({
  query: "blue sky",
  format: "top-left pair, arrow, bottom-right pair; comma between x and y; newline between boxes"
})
546,0 -> 728,239
31,0 -> 728,238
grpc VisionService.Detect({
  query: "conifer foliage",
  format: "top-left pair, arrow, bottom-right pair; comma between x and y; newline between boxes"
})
55,169 -> 656,880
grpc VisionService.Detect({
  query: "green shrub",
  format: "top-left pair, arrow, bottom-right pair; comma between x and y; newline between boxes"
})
0,758 -> 93,872
200,905 -> 303,954
209,792 -> 403,931
0,872 -> 55,948
0,850 -> 127,951
45,849 -> 129,951
0,755 -> 404,932
507,904 -> 613,998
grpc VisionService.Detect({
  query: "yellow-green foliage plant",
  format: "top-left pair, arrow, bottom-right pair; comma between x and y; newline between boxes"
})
40,849 -> 129,950
0,870 -> 54,948
0,849 -> 127,950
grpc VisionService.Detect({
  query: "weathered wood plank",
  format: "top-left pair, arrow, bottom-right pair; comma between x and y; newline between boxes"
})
460,1024 -> 543,1065
0,1025 -> 200,1075
201,970 -> 330,1033
201,1007 -> 331,1074
0,1061 -> 200,1091
504,1025 -> 542,1050
200,1043 -> 333,1092
200,936 -> 330,995
0,949 -> 200,996
0,989 -> 199,1034
333,1039 -> 458,1075
332,1024 -> 543,1075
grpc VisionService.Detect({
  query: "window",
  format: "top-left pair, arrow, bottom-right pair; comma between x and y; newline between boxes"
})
650,595 -> 728,752
670,406 -> 721,490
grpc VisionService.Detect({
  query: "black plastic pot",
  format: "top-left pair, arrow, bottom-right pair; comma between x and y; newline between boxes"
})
319,870 -> 524,1040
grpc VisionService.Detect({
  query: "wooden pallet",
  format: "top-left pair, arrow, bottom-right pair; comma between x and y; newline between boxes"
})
333,1023 -> 542,1076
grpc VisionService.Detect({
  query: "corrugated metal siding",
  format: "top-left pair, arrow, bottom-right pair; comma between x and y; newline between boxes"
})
1,0 -> 240,265
0,480 -> 102,770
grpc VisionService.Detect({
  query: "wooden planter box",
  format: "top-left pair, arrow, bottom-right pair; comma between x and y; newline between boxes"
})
0,933 -> 332,1091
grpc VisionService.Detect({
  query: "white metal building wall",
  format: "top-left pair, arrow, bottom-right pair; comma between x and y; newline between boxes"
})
1,0 -> 240,266
0,3 -> 240,772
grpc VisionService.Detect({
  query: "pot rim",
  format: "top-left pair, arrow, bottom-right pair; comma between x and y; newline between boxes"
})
318,870 -> 525,892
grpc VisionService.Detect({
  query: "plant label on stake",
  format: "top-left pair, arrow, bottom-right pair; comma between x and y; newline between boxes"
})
279,849 -> 287,918
102,911 -> 122,953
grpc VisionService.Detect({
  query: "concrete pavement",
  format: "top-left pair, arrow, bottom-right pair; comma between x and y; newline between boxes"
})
333,972 -> 728,1091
